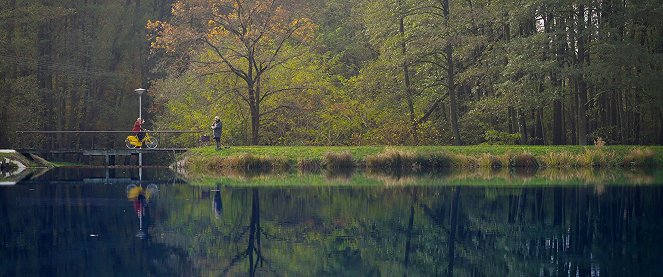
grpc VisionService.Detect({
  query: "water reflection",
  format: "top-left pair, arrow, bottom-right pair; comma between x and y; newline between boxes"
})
126,184 -> 159,239
1,168 -> 663,276
156,182 -> 663,276
213,184 -> 223,219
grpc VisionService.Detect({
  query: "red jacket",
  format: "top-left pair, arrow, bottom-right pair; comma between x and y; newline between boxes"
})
132,121 -> 142,133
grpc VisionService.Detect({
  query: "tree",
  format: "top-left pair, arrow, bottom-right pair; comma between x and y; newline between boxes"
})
148,0 -> 316,145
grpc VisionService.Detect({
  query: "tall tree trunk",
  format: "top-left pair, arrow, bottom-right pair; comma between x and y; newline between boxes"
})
576,5 -> 589,145
518,109 -> 528,145
529,110 -> 536,143
659,109 -> 663,145
443,0 -> 462,145
548,13 -> 565,145
398,7 -> 418,144
247,54 -> 260,145
508,107 -> 517,135
248,83 -> 260,145
553,100 -> 564,144
38,21 -> 55,149
535,108 -> 544,145
617,91 -> 624,143
0,0 -> 17,147
250,100 -> 260,145
568,80 -> 577,145
634,109 -> 641,144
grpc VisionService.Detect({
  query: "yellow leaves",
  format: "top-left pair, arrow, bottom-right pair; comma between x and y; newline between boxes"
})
171,1 -> 185,16
292,18 -> 317,43
146,20 -> 176,53
146,19 -> 163,32
207,26 -> 230,40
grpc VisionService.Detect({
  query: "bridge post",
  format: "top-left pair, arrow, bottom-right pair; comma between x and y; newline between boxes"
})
104,153 -> 116,166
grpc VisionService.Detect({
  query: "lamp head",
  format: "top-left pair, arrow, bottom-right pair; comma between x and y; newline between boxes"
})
135,88 -> 146,95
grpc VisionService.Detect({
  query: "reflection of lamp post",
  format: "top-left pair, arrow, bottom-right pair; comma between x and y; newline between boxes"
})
135,88 -> 146,119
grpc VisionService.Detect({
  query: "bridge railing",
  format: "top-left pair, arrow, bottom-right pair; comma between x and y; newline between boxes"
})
15,130 -> 205,151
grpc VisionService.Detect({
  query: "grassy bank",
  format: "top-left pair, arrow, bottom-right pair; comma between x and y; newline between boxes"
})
183,168 -> 663,188
181,145 -> 662,173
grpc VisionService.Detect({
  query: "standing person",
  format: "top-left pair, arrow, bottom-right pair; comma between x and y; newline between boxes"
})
211,116 -> 223,150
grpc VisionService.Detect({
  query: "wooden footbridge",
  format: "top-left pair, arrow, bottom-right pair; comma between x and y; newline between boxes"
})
16,130 -> 204,166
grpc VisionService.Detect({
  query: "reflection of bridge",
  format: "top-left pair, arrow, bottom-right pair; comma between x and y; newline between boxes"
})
17,178 -> 186,186
15,167 -> 187,186
16,130 -> 202,166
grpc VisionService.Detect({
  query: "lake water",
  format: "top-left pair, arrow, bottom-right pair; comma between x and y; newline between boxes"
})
1,168 -> 662,276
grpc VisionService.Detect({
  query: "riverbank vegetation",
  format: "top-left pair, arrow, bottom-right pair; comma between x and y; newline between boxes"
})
181,166 -> 662,188
180,145 -> 662,173
2,0 -> 661,150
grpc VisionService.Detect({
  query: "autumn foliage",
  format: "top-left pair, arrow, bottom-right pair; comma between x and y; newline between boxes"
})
147,0 -> 316,145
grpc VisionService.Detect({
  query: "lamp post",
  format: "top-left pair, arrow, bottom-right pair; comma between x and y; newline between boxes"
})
135,88 -> 146,169
135,88 -> 146,119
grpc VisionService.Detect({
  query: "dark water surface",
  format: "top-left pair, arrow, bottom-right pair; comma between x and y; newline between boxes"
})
2,168 -> 663,276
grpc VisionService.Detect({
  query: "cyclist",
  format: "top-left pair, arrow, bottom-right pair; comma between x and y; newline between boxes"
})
132,118 -> 145,142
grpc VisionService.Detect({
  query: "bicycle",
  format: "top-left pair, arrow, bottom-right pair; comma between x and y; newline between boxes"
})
125,130 -> 158,149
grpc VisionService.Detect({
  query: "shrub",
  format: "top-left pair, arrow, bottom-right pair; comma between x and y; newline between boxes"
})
298,158 -> 321,172
366,150 -> 415,170
577,149 -> 616,168
270,156 -> 290,171
323,151 -> 355,169
478,154 -> 504,168
510,152 -> 538,168
452,154 -> 479,168
594,137 -> 606,148
539,152 -> 579,168
622,148 -> 656,167
418,152 -> 454,169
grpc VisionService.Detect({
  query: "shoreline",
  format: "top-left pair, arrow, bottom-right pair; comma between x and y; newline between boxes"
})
180,145 -> 662,174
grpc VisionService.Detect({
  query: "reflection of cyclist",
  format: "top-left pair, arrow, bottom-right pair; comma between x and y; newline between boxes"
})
134,194 -> 147,216
132,118 -> 145,142
126,184 -> 158,240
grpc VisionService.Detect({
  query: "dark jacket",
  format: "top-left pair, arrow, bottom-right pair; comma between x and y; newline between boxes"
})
212,120 -> 223,139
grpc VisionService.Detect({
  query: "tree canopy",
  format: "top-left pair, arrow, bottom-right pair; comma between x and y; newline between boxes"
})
1,0 -> 661,147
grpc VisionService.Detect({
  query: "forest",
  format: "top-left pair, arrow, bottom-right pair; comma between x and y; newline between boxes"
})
1,0 -> 661,148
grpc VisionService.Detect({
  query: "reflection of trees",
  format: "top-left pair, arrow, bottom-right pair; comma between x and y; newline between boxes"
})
148,184 -> 663,276
222,189 -> 269,276
0,182 -> 194,276
397,185 -> 663,276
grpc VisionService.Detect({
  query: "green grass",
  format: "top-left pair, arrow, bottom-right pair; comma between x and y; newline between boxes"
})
191,145 -> 662,159
184,145 -> 663,172
191,146 -> 386,160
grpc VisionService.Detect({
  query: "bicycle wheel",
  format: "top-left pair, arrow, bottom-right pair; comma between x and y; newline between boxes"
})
125,137 -> 136,149
145,136 -> 158,149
